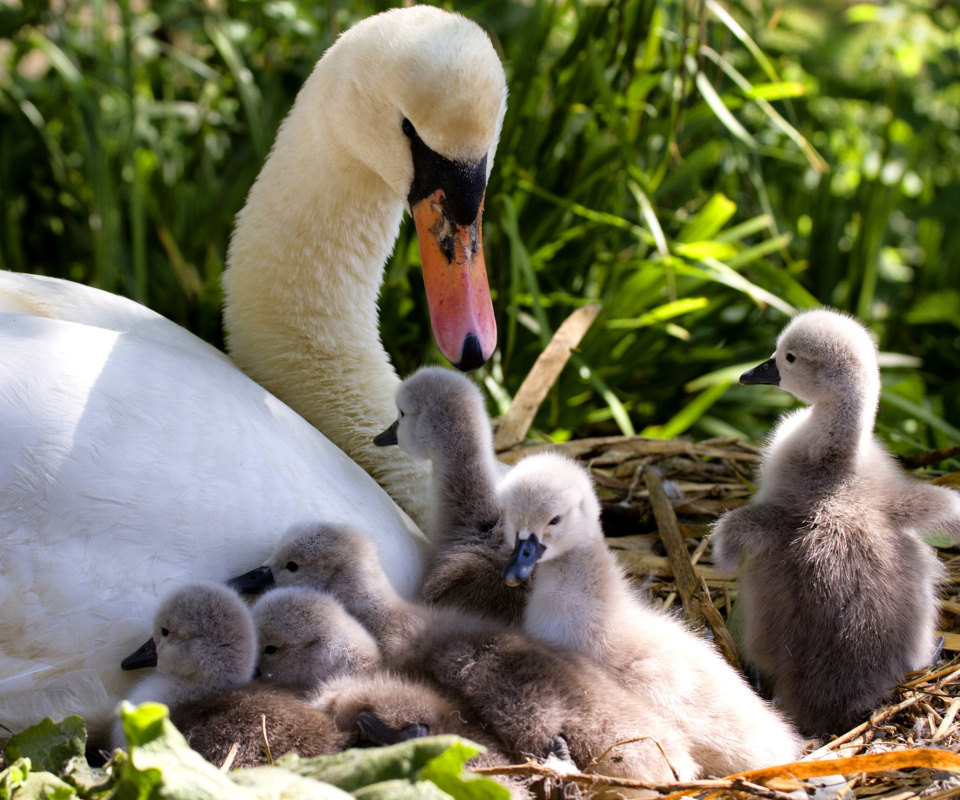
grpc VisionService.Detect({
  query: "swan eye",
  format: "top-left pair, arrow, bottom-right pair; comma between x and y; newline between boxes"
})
399,410 -> 405,419
285,561 -> 299,573
549,516 -> 561,526
401,118 -> 415,139
161,628 -> 169,637
264,645 -> 277,655
786,353 -> 796,363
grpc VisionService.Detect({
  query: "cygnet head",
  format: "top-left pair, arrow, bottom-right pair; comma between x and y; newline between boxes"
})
741,309 -> 880,407
499,453 -> 602,586
253,586 -> 380,690
151,583 -> 257,692
373,366 -> 489,461
230,522 -> 380,601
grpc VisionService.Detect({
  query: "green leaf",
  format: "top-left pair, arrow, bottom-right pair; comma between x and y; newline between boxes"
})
677,194 -> 738,244
5,716 -> 86,775
278,736 -> 472,794
607,298 -> 710,329
642,381 -> 732,439
231,767 -> 355,800
4,770 -> 77,800
117,702 -> 251,800
0,758 -> 32,800
694,72 -> 756,147
418,741 -> 508,800
352,780 -> 453,800
743,82 -> 807,102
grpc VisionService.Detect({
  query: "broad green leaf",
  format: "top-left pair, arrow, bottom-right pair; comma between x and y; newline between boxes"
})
905,291 -> 960,329
673,241 -> 738,261
3,769 -> 77,800
278,737 -> 473,794
0,758 -> 32,800
231,767 -> 354,800
677,194 -> 737,244
118,702 -> 250,800
418,740 -> 509,800
5,716 -> 86,775
352,780 -> 453,800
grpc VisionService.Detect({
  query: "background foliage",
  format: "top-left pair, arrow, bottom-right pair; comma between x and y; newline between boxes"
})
1,0 -> 957,458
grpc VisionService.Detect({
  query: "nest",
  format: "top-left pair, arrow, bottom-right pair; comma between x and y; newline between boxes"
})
490,431 -> 960,800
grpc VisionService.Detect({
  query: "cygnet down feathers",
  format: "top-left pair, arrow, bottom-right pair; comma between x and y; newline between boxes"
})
117,582 -> 346,767
375,366 -> 528,625
231,522 -> 700,781
499,453 -> 801,776
712,308 -> 960,737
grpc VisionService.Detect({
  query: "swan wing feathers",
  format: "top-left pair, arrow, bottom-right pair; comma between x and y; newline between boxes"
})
0,309 -> 426,735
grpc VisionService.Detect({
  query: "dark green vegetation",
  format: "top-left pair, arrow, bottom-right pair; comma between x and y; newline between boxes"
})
1,0 -> 958,455
0,708 -> 507,799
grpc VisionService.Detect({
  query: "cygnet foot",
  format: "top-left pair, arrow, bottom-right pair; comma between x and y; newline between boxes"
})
356,711 -> 430,746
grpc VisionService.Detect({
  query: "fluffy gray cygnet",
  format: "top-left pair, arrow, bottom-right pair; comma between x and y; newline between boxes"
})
232,522 -> 699,782
712,308 -> 960,737
116,582 -> 346,767
499,453 -> 801,776
374,366 -> 528,625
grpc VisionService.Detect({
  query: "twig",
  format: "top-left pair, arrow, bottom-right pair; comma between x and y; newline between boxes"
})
897,444 -> 960,468
260,714 -> 273,765
644,467 -> 708,630
499,434 -> 762,466
219,742 -> 239,772
583,736 -> 681,781
933,697 -> 960,742
494,304 -> 601,452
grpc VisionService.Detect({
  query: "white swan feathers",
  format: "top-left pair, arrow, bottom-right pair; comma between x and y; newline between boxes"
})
0,6 -> 507,738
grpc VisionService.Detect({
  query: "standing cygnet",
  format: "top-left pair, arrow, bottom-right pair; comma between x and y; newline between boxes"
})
374,366 -> 528,625
499,453 -> 801,776
230,522 -> 700,782
712,308 -> 960,737
117,582 -> 346,767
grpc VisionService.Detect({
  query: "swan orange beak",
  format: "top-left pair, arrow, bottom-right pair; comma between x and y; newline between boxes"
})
413,189 -> 496,372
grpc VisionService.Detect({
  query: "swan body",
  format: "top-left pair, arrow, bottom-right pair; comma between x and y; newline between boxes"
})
712,308 -> 960,736
234,522 -> 699,782
0,5 -> 507,737
499,453 -> 801,776
377,366 -> 528,624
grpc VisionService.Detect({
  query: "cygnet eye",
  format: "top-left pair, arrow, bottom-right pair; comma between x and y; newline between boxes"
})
549,516 -> 561,526
402,118 -> 415,139
399,410 -> 405,418
285,561 -> 299,573
161,628 -> 169,637
786,353 -> 796,363
263,645 -> 278,655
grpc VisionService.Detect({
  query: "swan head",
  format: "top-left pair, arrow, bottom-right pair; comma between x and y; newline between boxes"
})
122,583 -> 257,693
314,6 -> 507,370
373,366 -> 489,461
253,586 -> 380,689
499,454 -> 602,586
741,309 -> 880,406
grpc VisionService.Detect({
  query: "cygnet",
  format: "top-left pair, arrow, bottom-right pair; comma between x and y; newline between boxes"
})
374,366 -> 528,625
712,308 -> 960,736
499,453 -> 801,776
117,582 -> 346,767
230,522 -> 699,782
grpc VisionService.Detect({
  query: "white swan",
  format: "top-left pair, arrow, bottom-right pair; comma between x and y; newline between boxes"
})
0,6 -> 506,738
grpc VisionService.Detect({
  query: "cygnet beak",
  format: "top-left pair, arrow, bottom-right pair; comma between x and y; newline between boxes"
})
740,357 -> 780,386
373,419 -> 399,447
121,636 -> 157,670
227,565 -> 275,595
502,533 -> 547,587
